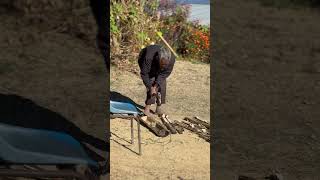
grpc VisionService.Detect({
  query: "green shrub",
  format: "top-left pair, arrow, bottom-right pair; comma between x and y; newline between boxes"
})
159,3 -> 210,63
110,0 -> 161,66
111,0 -> 211,67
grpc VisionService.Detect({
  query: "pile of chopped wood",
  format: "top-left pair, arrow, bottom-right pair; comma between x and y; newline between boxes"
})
139,115 -> 210,142
176,117 -> 210,142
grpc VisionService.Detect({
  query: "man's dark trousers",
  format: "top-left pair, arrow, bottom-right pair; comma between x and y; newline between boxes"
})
145,77 -> 167,105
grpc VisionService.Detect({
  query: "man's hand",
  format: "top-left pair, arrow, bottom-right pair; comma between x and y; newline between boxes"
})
150,85 -> 158,96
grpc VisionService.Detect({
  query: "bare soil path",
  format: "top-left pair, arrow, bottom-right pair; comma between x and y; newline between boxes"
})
213,0 -> 320,179
110,61 -> 210,180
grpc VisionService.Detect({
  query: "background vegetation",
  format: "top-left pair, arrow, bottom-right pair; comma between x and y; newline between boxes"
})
110,0 -> 210,70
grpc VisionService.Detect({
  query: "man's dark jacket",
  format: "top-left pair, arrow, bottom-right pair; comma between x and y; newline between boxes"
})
138,45 -> 175,90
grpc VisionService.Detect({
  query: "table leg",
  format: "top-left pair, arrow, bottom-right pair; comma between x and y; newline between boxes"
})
137,117 -> 142,155
131,118 -> 134,144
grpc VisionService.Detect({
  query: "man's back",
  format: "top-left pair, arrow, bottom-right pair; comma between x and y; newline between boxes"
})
138,45 -> 175,77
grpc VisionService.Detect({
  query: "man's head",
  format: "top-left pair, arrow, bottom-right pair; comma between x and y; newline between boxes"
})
159,46 -> 171,70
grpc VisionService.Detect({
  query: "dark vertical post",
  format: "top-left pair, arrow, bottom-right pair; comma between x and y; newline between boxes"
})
131,118 -> 134,144
137,117 -> 142,155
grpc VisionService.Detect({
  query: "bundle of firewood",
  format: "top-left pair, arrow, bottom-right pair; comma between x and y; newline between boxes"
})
160,114 -> 184,134
139,114 -> 210,142
177,117 -> 210,142
140,115 -> 170,137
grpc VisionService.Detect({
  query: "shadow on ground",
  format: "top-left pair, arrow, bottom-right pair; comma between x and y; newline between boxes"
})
110,91 -> 144,110
0,93 -> 109,163
110,91 -> 170,146
110,91 -> 162,154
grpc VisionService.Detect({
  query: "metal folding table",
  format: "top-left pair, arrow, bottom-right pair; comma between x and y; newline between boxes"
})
110,100 -> 142,155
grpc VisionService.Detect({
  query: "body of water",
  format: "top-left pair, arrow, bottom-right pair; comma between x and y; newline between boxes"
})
188,4 -> 210,25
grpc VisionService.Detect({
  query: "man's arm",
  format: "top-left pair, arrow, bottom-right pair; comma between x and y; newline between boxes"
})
155,56 -> 175,86
140,50 -> 155,90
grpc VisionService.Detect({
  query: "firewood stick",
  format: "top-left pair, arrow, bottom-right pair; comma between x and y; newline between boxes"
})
181,119 -> 204,132
194,116 -> 210,129
164,115 -> 182,133
174,124 -> 184,134
161,119 -> 176,134
161,115 -> 177,134
172,120 -> 184,134
184,117 -> 209,130
182,121 -> 209,138
139,116 -> 169,137
176,121 -> 210,142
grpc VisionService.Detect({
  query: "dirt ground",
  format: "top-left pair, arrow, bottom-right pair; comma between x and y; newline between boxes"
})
213,0 -> 320,179
0,2 -> 108,179
110,61 -> 210,179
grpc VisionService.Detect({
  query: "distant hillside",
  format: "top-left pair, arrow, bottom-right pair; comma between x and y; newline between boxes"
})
176,0 -> 209,4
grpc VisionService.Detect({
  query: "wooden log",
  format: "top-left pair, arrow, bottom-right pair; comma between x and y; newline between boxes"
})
164,115 -> 185,134
161,115 -> 177,134
139,116 -> 169,137
194,116 -> 210,129
163,115 -> 178,133
184,117 -> 205,129
184,117 -> 209,130
161,118 -> 176,134
182,122 -> 210,142
172,120 -> 184,134
175,121 -> 210,142
155,117 -> 170,132
182,120 -> 206,133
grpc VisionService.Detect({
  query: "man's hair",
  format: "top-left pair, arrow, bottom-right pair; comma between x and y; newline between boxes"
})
159,46 -> 171,62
